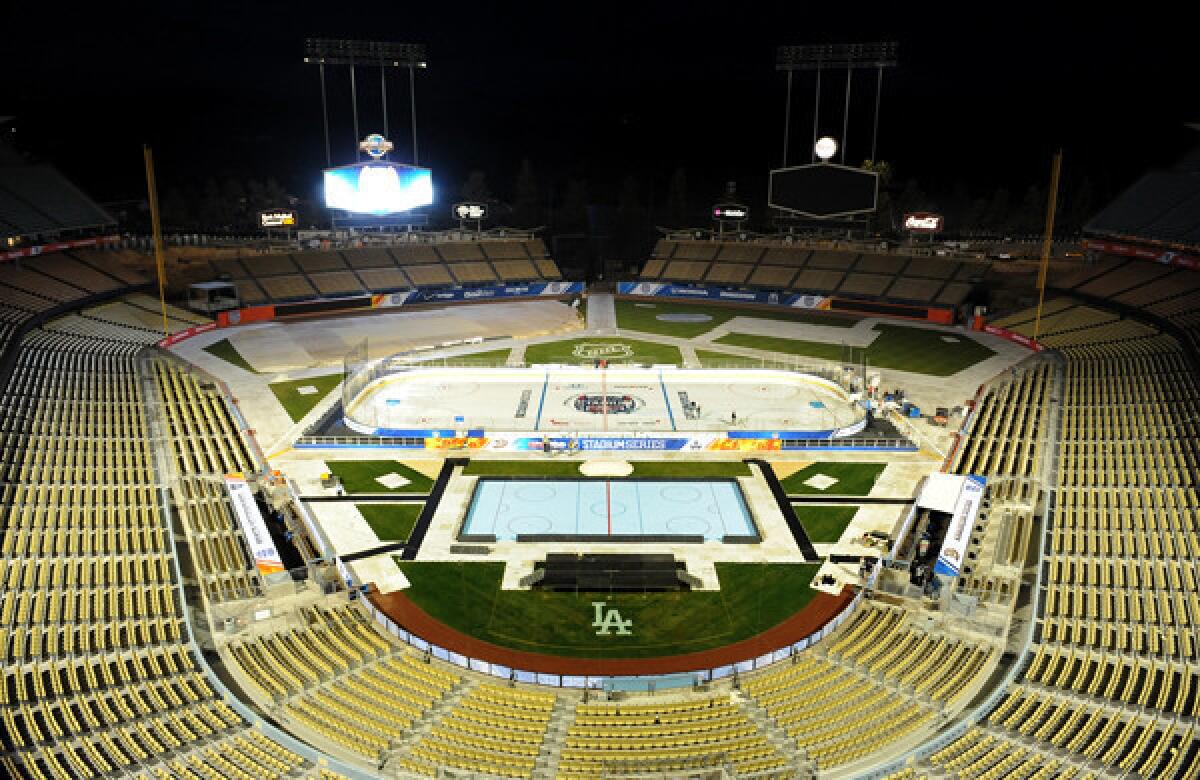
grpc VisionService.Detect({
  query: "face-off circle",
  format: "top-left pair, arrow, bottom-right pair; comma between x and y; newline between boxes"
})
569,394 -> 646,414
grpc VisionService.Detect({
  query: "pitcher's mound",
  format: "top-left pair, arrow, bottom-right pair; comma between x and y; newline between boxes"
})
578,460 -> 634,477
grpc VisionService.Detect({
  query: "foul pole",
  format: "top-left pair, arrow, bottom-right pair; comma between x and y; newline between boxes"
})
143,145 -> 170,340
1033,150 -> 1063,343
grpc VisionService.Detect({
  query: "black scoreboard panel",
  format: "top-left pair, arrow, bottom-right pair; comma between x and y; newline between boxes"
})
769,164 -> 879,218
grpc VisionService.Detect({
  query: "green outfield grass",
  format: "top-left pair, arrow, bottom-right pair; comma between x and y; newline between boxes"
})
523,337 -> 683,366
715,324 -> 996,376
357,503 -> 422,541
324,461 -> 434,494
461,460 -> 752,479
462,460 -> 586,477
780,462 -> 887,495
394,560 -> 821,658
694,349 -> 788,368
203,338 -> 258,373
614,299 -> 857,338
268,373 -> 342,422
407,347 -> 512,366
629,461 -> 751,478
791,505 -> 860,543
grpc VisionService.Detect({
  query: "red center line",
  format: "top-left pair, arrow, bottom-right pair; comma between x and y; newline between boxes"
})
605,479 -> 612,535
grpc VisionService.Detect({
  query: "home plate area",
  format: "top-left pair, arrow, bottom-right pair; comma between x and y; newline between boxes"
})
374,472 -> 411,489
802,474 -> 840,491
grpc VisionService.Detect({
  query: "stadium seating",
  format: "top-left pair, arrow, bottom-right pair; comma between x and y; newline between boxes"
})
0,163 -> 116,239
400,684 -> 554,778
639,239 -> 984,307
206,239 -> 564,304
743,603 -> 998,772
557,694 -> 788,779
898,275 -> 1200,777
0,322 -> 319,779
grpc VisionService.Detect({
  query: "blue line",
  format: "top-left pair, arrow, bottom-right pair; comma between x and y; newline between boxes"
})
534,370 -> 550,429
659,369 -> 677,431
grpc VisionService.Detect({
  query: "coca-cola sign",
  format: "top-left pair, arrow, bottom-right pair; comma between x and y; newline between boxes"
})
904,212 -> 944,233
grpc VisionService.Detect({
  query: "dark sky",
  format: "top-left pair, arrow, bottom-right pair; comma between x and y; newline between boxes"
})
2,1 -> 1193,211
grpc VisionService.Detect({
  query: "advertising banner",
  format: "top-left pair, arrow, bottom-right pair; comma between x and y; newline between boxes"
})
903,213 -> 945,233
981,324 -> 1044,352
933,475 -> 986,578
372,282 -> 582,308
1082,238 -> 1200,271
1,234 -> 120,263
618,282 -> 829,310
157,322 -> 217,348
223,474 -> 285,577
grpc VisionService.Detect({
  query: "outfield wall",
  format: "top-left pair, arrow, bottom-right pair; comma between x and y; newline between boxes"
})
617,281 -> 956,324
213,281 -> 585,328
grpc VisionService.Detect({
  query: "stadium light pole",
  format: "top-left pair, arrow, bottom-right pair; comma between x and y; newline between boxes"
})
409,63 -> 419,165
842,68 -> 852,164
781,69 -> 793,166
304,39 -> 427,166
380,64 -> 389,139
776,43 -> 898,165
871,66 -> 884,162
318,64 -> 331,168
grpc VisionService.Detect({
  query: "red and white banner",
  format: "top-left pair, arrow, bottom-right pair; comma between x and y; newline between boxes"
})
2,235 -> 120,263
157,322 -> 217,348
1083,238 -> 1200,271
982,324 -> 1044,352
903,212 -> 944,233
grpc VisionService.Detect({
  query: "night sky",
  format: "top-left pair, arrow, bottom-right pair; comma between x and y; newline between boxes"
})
2,1 -> 1193,213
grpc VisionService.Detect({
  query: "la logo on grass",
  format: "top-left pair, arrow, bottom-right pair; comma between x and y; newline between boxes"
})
591,601 -> 633,636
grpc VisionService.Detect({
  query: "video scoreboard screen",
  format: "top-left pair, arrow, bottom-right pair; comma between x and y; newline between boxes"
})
769,163 -> 878,218
323,162 -> 433,214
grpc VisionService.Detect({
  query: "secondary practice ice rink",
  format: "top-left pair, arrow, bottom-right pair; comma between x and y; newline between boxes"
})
346,366 -> 865,434
461,478 -> 758,541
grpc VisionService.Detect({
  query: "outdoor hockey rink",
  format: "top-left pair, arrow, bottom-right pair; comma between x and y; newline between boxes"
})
345,366 -> 865,435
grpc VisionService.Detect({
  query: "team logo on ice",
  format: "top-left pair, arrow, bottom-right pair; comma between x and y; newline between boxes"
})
591,602 -> 633,635
572,342 -> 634,359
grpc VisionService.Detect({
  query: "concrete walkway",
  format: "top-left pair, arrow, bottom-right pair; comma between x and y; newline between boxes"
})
586,292 -> 617,333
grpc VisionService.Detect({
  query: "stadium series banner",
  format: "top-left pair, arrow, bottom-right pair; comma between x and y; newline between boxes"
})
223,474 -> 286,578
933,474 -> 986,578
617,282 -> 830,309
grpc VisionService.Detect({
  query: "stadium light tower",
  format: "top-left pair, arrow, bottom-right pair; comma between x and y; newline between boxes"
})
776,42 -> 897,166
304,39 -> 428,167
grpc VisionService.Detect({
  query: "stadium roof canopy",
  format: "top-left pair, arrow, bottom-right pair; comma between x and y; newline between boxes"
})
0,146 -> 116,242
1085,141 -> 1200,251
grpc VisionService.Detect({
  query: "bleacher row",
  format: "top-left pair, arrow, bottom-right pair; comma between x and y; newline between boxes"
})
893,265 -> 1200,776
1052,254 -> 1200,331
0,251 -> 149,357
209,240 -> 563,304
743,603 -> 998,773
954,362 -> 1053,480
221,604 -> 798,780
639,240 -> 983,307
0,322 -> 328,780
